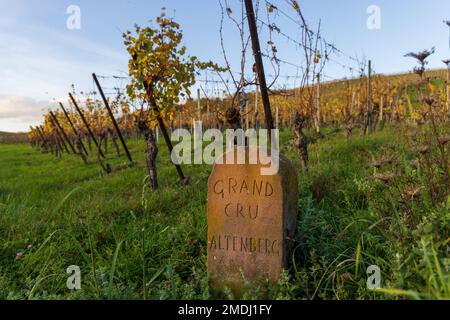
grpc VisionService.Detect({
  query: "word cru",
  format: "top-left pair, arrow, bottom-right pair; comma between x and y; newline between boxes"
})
171,121 -> 280,175
367,265 -> 382,290
66,265 -> 81,290
367,5 -> 381,30
66,5 -> 81,30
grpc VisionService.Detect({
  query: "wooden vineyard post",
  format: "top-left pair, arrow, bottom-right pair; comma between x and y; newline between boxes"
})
356,92 -> 361,124
365,60 -> 373,134
59,102 -> 89,156
289,107 -> 293,129
385,80 -> 391,124
54,134 -> 66,155
405,84 -> 413,120
37,126 -> 53,153
69,93 -> 106,159
143,81 -> 189,184
254,86 -> 259,130
197,88 -> 202,121
35,126 -> 49,151
207,101 -> 211,129
379,95 -> 384,124
350,88 -> 356,115
49,116 -> 70,154
316,73 -> 321,134
93,73 -> 134,164
246,104 -> 249,130
244,0 -> 274,132
49,111 -> 77,154
275,105 -> 279,129
446,65 -> 450,115
33,126 -> 41,144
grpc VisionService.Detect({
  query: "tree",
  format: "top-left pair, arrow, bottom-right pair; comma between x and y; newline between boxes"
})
404,48 -> 436,123
123,10 -> 223,189
404,47 -> 435,80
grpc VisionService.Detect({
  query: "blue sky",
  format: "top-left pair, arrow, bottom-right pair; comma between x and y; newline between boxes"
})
0,0 -> 449,132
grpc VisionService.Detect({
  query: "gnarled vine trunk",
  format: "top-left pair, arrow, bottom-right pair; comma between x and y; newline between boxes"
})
110,129 -> 121,157
137,121 -> 159,191
293,113 -> 308,173
145,129 -> 158,191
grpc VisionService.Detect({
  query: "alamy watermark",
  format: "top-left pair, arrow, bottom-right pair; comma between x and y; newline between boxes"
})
366,265 -> 381,290
367,5 -> 381,30
66,5 -> 81,30
170,121 -> 280,176
66,265 -> 81,290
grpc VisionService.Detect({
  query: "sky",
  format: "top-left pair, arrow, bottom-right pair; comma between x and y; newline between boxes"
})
0,0 -> 449,132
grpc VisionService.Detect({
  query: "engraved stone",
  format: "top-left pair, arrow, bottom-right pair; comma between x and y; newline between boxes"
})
207,147 -> 298,296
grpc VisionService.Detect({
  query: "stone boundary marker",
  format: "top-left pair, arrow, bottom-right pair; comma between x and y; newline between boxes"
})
207,147 -> 298,296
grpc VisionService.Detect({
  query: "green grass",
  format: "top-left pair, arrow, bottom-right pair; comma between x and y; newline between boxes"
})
0,126 -> 448,300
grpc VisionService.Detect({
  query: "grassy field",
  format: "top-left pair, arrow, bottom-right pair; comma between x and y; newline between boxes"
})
0,125 -> 448,300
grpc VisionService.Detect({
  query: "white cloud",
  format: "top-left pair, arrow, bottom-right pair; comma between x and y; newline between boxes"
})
0,13 -> 129,132
0,95 -> 53,132
0,95 -> 50,121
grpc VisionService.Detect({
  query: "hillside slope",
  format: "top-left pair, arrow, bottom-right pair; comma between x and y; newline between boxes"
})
0,131 -> 28,144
